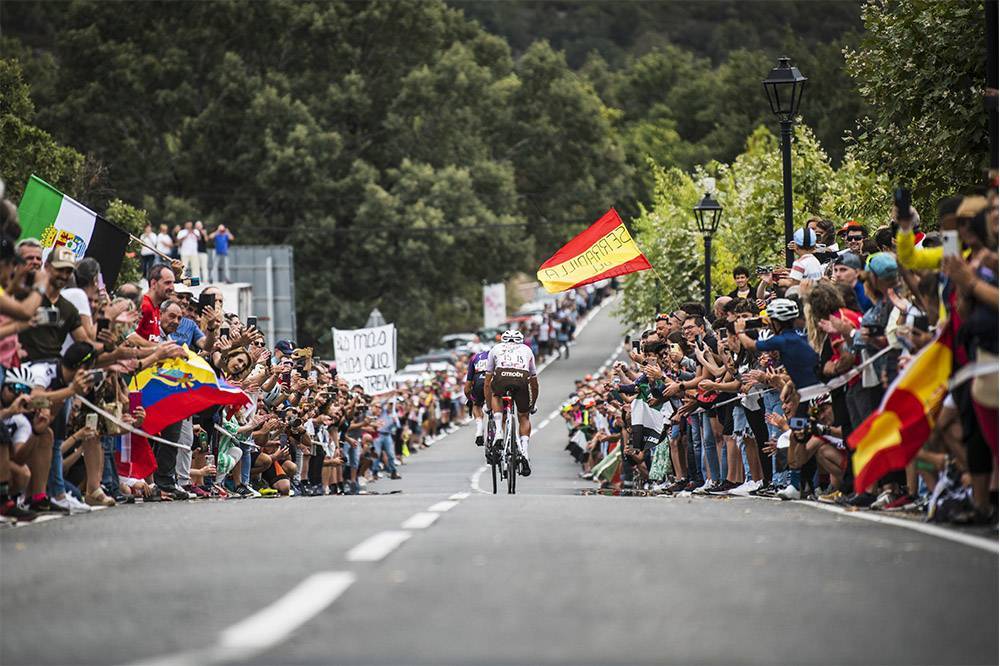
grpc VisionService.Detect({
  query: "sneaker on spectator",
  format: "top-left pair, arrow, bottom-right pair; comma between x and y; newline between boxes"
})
26,494 -> 70,514
882,494 -> 916,511
1,499 -> 37,522
258,487 -> 278,498
51,493 -> 93,514
904,495 -> 929,512
777,485 -> 801,501
817,489 -> 843,504
846,491 -> 877,508
869,489 -> 898,511
730,479 -> 762,496
683,480 -> 701,492
182,484 -> 210,499
665,478 -> 689,493
692,479 -> 713,495
158,486 -> 192,501
707,480 -> 737,494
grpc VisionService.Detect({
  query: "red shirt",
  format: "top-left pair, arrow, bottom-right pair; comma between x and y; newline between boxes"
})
137,294 -> 162,341
830,307 -> 862,386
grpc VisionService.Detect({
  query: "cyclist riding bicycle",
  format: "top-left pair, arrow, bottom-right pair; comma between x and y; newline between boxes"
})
464,347 -> 490,446
484,329 -> 539,477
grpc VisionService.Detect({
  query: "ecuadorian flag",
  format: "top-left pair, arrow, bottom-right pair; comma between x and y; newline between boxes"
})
536,208 -> 651,293
129,346 -> 249,435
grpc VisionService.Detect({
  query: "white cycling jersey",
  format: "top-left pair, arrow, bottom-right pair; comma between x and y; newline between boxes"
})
485,342 -> 537,376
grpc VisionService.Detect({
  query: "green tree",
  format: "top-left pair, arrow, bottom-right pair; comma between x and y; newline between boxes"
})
845,0 -> 988,207
104,198 -> 148,285
0,58 -> 83,202
619,123 -> 890,327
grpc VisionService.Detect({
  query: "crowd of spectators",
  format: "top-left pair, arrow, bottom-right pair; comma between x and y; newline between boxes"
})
0,173 -> 618,525
563,185 -> 998,526
0,196 -> 495,525
138,220 -> 234,283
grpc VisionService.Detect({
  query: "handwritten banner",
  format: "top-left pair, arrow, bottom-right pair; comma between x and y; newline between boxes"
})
332,323 -> 397,394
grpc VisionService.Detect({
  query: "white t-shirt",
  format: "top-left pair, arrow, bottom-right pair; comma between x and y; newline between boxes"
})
177,229 -> 199,256
788,253 -> 823,282
4,414 -> 31,446
140,232 -> 158,256
486,342 -> 537,376
60,287 -> 91,354
156,233 -> 173,254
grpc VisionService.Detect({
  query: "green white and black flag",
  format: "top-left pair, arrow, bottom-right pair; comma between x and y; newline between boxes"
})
631,399 -> 671,451
17,175 -> 131,287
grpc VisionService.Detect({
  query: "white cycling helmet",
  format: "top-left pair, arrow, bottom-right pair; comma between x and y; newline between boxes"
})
510,330 -> 524,344
2,366 -> 33,388
500,330 -> 515,343
766,298 -> 799,322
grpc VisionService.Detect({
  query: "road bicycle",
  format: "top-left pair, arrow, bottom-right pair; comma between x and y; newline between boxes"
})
497,390 -> 522,495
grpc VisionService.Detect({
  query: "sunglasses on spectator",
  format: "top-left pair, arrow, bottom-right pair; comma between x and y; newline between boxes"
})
847,234 -> 865,241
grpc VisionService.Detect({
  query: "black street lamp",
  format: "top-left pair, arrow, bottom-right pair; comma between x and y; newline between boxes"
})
693,191 -> 723,314
762,56 -> 807,268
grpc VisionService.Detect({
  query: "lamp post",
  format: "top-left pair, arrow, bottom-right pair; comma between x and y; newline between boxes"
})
762,56 -> 807,268
693,191 -> 723,314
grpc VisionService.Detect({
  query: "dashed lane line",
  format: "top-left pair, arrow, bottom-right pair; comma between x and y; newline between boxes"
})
401,512 -> 440,529
427,500 -> 459,512
346,530 -> 413,562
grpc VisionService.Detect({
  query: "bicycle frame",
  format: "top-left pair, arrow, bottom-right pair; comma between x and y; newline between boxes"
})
502,394 -> 519,494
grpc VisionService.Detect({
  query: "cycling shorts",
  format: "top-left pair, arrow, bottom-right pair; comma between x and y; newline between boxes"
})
470,377 -> 486,406
490,368 -> 533,413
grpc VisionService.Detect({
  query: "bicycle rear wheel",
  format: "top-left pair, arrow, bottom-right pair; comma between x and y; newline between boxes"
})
507,405 -> 518,495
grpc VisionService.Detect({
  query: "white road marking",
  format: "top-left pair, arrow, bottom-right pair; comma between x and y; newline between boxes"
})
218,571 -> 356,652
346,530 -> 412,562
401,512 -> 440,529
537,418 -> 552,430
449,492 -> 470,500
427,500 -> 459,512
803,501 -> 999,554
470,465 -> 490,494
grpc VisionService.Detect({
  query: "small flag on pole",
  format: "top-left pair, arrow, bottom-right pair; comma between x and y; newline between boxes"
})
17,175 -> 131,287
536,208 -> 651,294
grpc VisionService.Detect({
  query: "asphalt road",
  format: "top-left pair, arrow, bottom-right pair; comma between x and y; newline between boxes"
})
1,295 -> 997,666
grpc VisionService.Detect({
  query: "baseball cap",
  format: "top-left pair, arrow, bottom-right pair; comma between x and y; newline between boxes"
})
837,220 -> 868,238
834,252 -> 864,270
47,247 -> 77,269
866,252 -> 898,280
62,341 -> 97,370
275,339 -> 294,355
956,195 -> 988,220
793,228 -> 816,248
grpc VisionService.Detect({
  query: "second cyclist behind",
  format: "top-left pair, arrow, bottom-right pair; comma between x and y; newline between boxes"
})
484,329 -> 539,477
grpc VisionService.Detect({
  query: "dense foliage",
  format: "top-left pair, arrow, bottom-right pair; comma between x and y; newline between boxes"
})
616,124 -> 892,326
0,0 -> 988,354
845,0 -> 989,210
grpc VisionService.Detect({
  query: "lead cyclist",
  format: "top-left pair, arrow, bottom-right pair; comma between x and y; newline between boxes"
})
483,329 -> 539,477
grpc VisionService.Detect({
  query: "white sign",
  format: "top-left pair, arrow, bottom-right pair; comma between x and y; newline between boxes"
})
483,282 -> 506,329
332,323 -> 396,394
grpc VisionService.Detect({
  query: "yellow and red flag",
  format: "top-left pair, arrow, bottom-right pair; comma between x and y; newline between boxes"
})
536,208 -> 651,294
847,327 -> 953,493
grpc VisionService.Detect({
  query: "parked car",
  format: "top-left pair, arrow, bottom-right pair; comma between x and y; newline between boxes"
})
440,333 -> 479,351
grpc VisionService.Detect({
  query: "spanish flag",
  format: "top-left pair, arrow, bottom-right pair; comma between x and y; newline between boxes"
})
537,208 -> 651,293
847,327 -> 953,493
129,346 -> 249,435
